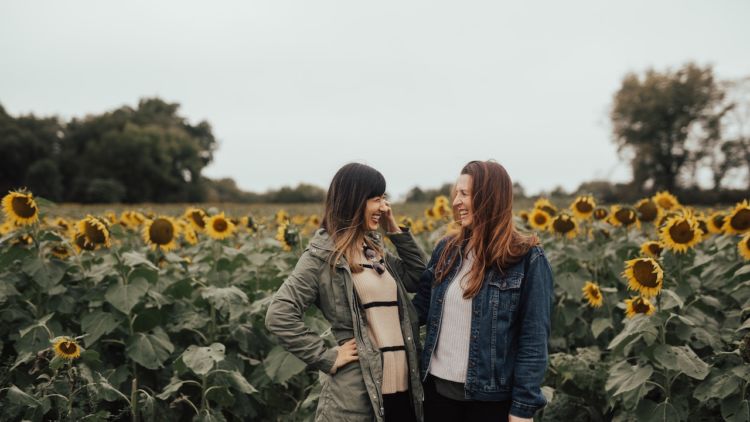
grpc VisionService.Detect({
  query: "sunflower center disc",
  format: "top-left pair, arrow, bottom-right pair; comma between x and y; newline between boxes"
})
60,341 -> 77,354
616,209 -> 636,225
84,221 -> 107,244
633,260 -> 659,288
637,202 -> 658,221
214,219 -> 228,232
669,220 -> 695,244
553,218 -> 574,233
12,196 -> 37,218
576,202 -> 593,213
730,209 -> 750,231
150,219 -> 174,245
191,212 -> 206,228
633,299 -> 651,314
648,244 -> 662,256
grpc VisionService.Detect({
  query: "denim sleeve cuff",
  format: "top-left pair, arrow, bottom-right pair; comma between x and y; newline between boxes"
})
510,400 -> 542,419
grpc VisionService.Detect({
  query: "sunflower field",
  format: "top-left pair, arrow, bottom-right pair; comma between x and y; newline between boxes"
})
0,189 -> 749,421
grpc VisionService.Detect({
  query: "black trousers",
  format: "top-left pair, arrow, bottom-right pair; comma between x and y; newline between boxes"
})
423,375 -> 510,422
383,390 -> 416,422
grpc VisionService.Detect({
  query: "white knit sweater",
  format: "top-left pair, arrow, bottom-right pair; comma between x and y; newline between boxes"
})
428,252 -> 474,383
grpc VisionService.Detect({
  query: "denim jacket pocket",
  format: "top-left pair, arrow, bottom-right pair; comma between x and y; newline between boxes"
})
487,271 -> 523,311
484,272 -> 523,389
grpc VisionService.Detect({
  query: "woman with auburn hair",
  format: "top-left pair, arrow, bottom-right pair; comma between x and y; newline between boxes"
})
266,163 -> 426,422
413,160 -> 554,422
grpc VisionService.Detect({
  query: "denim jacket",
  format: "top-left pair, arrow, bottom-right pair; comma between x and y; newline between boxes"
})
412,239 -> 554,419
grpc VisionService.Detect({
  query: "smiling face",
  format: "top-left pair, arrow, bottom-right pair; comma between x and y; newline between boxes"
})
364,195 -> 386,231
453,174 -> 473,228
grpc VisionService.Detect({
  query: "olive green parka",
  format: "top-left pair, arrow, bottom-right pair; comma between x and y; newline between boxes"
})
265,228 -> 426,421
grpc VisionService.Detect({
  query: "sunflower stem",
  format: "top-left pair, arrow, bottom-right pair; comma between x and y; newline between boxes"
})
131,376 -> 139,422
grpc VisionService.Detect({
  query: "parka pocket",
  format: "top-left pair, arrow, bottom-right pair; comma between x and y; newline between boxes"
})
315,362 -> 373,421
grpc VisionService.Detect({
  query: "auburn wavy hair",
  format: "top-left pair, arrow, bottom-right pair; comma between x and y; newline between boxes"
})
434,160 -> 539,298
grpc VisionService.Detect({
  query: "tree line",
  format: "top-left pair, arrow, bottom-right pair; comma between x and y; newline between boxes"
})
1,62 -> 748,204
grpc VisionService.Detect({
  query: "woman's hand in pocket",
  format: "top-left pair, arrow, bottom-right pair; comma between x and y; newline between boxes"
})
332,338 -> 358,374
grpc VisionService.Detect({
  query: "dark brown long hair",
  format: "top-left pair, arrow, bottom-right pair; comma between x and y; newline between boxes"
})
434,160 -> 539,298
321,163 -> 385,272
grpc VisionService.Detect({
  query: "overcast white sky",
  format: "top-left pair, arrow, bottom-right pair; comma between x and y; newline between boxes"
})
2,0 -> 749,199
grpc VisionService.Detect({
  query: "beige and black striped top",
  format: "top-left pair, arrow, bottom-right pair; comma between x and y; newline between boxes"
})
351,249 -> 409,394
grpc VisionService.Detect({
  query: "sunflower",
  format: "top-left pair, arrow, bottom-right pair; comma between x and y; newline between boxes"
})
51,217 -> 74,236
550,213 -> 578,239
204,213 -> 235,240
739,233 -> 750,261
276,223 -> 299,251
623,257 -> 663,297
695,215 -> 710,236
634,198 -> 660,223
72,233 -> 96,253
652,191 -> 680,211
570,195 -> 596,219
240,215 -> 259,232
424,207 -> 436,220
184,208 -> 208,232
291,215 -> 307,226
183,227 -> 198,245
640,241 -> 663,258
50,244 -> 72,260
707,211 -> 727,234
725,200 -> 750,235
592,206 -> 609,221
518,210 -> 529,223
1,190 -> 40,226
660,214 -> 702,253
398,216 -> 414,229
0,219 -> 14,236
534,198 -> 557,217
308,215 -> 321,227
434,195 -> 450,207
411,219 -> 425,235
624,296 -> 656,318
432,196 -> 452,219
608,205 -> 639,228
143,217 -> 180,251
76,215 -> 111,248
656,211 -> 680,228
120,211 -> 147,229
52,336 -> 82,360
528,209 -> 551,231
104,211 -> 118,225
275,210 -> 290,225
582,281 -> 604,308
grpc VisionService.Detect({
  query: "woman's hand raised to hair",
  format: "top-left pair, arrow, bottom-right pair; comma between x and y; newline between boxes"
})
379,200 -> 402,233
331,338 -> 358,374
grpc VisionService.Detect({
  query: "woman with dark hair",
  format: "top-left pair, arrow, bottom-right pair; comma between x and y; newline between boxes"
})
266,163 -> 426,422
413,160 -> 554,422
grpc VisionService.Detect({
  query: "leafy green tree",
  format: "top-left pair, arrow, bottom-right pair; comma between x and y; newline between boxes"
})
60,98 -> 217,203
611,63 -> 727,192
0,104 -> 64,199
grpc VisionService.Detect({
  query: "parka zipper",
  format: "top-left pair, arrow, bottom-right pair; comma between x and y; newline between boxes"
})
341,263 -> 385,418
